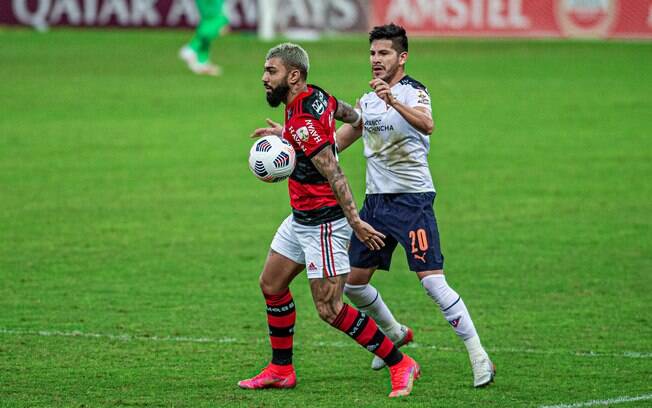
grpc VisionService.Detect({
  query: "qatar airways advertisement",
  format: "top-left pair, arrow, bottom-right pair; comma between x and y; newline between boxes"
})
1,0 -> 651,39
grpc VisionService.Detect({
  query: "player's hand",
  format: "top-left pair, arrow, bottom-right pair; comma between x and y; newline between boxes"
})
352,220 -> 386,251
251,118 -> 283,138
369,78 -> 396,106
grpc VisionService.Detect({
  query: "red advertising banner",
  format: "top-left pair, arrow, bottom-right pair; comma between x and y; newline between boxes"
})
1,0 -> 650,38
370,0 -> 652,39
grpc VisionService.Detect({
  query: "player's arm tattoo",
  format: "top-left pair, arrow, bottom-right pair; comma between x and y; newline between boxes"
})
335,99 -> 361,125
311,147 -> 360,226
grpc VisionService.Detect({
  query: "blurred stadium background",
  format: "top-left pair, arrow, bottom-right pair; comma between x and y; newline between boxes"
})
1,0 -> 651,407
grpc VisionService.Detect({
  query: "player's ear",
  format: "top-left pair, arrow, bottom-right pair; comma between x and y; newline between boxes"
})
399,51 -> 408,66
288,69 -> 301,85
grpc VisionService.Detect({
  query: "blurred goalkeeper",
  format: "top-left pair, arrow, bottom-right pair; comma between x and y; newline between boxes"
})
336,23 -> 496,388
179,0 -> 229,76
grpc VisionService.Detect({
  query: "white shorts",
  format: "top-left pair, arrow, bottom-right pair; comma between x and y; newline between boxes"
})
271,214 -> 352,279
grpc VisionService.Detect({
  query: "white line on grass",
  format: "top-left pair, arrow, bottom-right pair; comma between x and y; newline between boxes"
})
0,328 -> 237,344
1,328 -> 651,359
539,393 -> 652,408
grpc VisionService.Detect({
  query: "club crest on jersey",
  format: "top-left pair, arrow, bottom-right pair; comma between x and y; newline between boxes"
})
449,318 -> 461,328
296,126 -> 310,142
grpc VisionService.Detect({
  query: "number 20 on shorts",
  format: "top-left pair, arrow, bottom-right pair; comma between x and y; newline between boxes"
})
409,228 -> 428,253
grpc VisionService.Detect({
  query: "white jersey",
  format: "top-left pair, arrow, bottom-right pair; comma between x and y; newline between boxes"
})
359,75 -> 435,194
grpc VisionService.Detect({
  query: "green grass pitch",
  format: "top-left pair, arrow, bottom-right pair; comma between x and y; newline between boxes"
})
1,28 -> 651,407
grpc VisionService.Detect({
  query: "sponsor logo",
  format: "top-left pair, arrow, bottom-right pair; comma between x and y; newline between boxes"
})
366,342 -> 379,352
417,89 -> 430,105
267,301 -> 295,314
288,125 -> 306,151
413,253 -> 427,263
304,120 -> 322,143
382,0 -> 531,30
4,0 -> 366,31
556,0 -> 617,38
307,262 -> 318,272
449,317 -> 461,328
311,99 -> 325,115
348,314 -> 366,337
364,118 -> 394,133
8,0 -> 201,29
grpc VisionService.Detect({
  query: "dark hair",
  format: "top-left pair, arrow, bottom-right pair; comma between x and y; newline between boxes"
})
369,23 -> 408,54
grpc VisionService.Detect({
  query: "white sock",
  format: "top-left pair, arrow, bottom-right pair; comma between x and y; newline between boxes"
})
421,274 -> 483,354
344,283 -> 403,341
463,335 -> 488,362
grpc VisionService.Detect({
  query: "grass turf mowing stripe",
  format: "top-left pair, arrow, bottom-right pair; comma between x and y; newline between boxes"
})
2,327 -> 650,360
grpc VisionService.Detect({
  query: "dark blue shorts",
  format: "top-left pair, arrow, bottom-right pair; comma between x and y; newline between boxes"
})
349,192 -> 444,272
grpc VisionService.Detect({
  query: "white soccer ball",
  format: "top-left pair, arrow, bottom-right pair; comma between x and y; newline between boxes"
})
248,136 -> 296,183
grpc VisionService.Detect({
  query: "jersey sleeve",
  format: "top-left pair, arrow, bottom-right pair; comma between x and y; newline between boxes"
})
287,115 -> 331,158
406,86 -> 432,111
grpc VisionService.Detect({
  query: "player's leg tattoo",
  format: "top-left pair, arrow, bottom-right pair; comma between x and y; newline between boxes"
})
310,275 -> 403,366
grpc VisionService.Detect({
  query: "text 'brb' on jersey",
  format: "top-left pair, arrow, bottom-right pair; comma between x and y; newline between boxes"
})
360,75 -> 435,194
283,85 -> 344,226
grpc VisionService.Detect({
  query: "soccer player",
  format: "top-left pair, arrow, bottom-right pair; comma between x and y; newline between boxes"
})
179,0 -> 229,76
237,43 -> 420,398
336,24 -> 496,388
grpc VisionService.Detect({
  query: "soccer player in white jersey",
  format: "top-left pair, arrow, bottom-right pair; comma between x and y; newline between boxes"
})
336,24 -> 496,388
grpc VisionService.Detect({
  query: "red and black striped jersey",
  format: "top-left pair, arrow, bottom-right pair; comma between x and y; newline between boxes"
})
283,85 -> 344,226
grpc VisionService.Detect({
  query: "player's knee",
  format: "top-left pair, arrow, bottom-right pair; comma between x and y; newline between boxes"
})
342,283 -> 355,298
258,274 -> 280,295
343,283 -> 364,305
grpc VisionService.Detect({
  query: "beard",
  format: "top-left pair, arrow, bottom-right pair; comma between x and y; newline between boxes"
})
266,80 -> 290,107
382,63 -> 400,83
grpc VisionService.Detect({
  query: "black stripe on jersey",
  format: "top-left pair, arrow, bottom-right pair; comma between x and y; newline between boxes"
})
292,206 -> 344,226
399,75 -> 428,93
306,141 -> 332,159
302,84 -> 331,120
290,149 -> 328,184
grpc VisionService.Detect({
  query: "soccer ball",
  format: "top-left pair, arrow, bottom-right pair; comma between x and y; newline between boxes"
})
248,136 -> 296,183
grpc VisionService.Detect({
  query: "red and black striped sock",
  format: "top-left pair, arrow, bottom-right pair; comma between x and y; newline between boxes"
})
264,289 -> 296,366
330,303 -> 403,367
